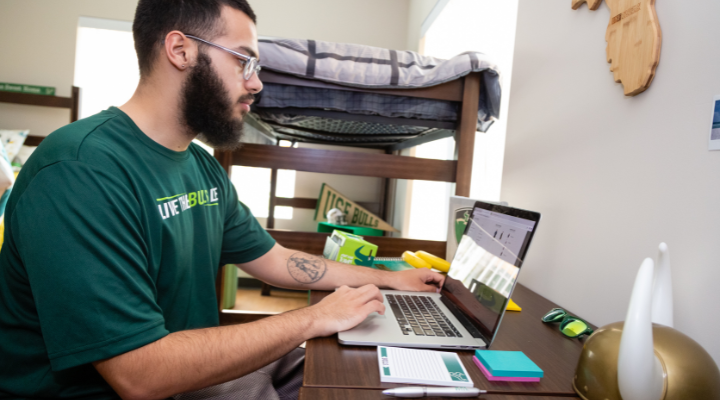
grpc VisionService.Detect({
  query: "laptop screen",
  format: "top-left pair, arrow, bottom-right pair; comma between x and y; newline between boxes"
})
441,201 -> 540,345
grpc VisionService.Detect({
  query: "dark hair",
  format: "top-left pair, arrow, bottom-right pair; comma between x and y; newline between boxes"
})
133,0 -> 256,77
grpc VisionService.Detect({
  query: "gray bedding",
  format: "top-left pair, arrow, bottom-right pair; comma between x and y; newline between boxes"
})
253,38 -> 502,144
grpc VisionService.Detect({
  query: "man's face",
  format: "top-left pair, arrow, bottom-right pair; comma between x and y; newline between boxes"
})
180,6 -> 262,150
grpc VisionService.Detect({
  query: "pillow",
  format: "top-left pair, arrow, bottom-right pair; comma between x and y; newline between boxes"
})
0,129 -> 29,162
13,144 -> 36,170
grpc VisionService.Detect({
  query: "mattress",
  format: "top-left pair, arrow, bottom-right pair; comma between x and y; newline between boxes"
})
251,38 -> 502,147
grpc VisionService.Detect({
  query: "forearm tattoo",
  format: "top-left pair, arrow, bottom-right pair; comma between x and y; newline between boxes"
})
287,252 -> 328,284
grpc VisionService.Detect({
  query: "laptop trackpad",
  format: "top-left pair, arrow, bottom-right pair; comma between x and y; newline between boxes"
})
347,312 -> 387,333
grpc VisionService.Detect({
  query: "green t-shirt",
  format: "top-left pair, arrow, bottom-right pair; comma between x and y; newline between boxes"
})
0,107 -> 275,398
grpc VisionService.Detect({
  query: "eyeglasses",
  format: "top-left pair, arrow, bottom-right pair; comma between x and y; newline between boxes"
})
541,308 -> 594,338
185,34 -> 261,80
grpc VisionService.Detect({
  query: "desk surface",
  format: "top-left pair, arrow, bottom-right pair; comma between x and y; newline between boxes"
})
304,284 -> 592,397
299,387 -> 580,400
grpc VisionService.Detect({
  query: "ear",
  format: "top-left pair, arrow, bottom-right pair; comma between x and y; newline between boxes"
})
164,31 -> 194,70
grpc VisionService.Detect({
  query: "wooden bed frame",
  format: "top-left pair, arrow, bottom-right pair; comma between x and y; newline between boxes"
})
213,71 -> 484,314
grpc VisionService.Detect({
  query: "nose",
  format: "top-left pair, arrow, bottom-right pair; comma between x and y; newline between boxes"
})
244,71 -> 263,94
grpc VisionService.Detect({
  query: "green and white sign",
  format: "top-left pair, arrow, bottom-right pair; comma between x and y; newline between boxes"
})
314,183 -> 398,232
0,82 -> 56,96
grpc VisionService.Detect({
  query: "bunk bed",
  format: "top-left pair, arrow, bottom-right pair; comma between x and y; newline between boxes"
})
214,39 -> 502,316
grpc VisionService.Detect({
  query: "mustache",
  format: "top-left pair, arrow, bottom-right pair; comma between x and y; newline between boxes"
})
238,93 -> 255,104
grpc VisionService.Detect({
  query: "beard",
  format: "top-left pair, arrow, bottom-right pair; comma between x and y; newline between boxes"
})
180,51 -> 252,151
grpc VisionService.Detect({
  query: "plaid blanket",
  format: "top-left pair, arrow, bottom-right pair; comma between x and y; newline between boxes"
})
257,38 -> 502,132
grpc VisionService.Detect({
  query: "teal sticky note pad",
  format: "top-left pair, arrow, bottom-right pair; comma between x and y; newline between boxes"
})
475,350 -> 543,378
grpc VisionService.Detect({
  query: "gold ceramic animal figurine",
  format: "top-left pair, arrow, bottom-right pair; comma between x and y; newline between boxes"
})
572,0 -> 662,96
573,244 -> 720,400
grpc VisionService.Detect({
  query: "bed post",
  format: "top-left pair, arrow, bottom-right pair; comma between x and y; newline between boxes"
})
214,150 -> 233,311
215,150 -> 233,177
266,141 -> 281,230
454,73 -> 481,197
70,86 -> 80,122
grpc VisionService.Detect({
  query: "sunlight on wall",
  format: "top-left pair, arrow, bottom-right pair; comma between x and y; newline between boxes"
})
406,0 -> 518,240
423,0 -> 518,202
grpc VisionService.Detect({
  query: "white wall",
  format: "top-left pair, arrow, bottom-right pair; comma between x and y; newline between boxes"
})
406,0 -> 438,52
0,0 -> 139,136
253,0 -> 409,51
504,0 -> 720,364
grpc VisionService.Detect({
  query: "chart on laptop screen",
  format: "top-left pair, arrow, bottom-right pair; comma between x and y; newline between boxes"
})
449,207 -> 536,314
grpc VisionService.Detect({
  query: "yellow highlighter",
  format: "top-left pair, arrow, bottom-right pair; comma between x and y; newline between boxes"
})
401,251 -> 432,269
415,251 -> 451,273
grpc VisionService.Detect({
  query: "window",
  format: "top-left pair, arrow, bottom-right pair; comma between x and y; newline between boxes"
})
230,167 -> 296,219
230,141 -> 297,220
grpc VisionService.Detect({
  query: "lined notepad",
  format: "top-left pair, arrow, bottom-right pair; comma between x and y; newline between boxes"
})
378,346 -> 474,387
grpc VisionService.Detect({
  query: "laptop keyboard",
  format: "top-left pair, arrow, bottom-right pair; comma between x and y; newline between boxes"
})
386,294 -> 462,338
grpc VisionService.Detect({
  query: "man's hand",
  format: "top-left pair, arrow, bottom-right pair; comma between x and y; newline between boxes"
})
387,268 -> 445,293
308,284 -> 386,337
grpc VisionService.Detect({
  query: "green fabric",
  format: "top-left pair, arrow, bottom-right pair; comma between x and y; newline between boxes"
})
0,107 -> 275,399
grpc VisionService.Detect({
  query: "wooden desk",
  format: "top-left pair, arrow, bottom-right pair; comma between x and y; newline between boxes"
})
304,284 -> 592,397
299,387 -> 580,400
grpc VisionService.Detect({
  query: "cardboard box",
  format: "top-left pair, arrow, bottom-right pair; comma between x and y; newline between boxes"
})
322,230 -> 377,267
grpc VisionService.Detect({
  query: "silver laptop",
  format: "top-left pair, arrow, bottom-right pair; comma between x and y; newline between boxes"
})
338,201 -> 541,349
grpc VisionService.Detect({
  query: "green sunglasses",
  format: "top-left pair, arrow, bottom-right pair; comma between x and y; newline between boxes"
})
541,308 -> 594,338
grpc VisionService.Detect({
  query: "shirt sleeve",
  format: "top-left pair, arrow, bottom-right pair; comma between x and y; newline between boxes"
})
219,181 -> 276,265
12,161 -> 168,371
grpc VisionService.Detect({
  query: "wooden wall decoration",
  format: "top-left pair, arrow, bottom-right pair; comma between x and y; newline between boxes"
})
572,0 -> 662,96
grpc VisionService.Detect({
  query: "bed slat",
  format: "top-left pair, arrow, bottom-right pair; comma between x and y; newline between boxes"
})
268,229 -> 446,259
230,144 -> 457,182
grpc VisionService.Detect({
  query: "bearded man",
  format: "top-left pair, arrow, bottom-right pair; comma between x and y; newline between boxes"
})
0,1 -> 444,399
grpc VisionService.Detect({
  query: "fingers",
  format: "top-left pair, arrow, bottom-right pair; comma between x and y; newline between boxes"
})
361,299 -> 386,316
422,270 -> 445,286
389,269 -> 447,292
418,283 -> 441,293
430,273 -> 445,288
356,283 -> 384,303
